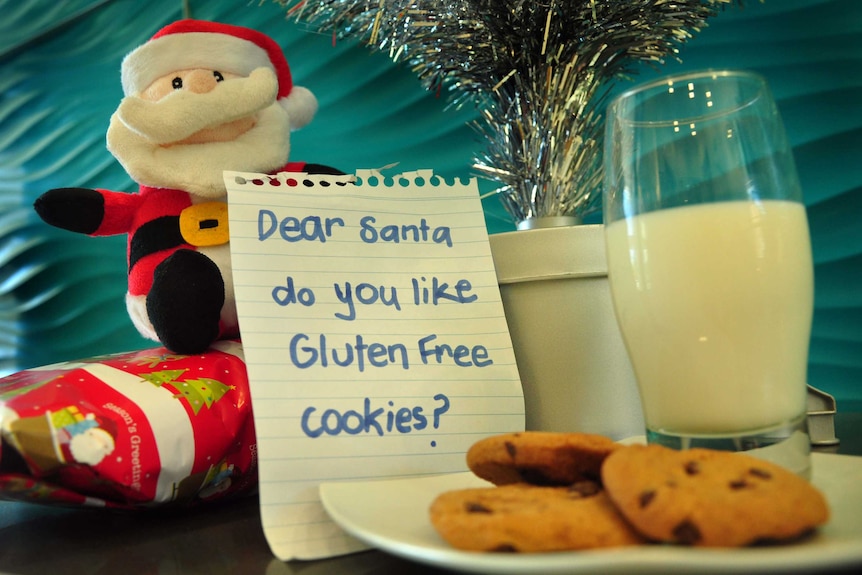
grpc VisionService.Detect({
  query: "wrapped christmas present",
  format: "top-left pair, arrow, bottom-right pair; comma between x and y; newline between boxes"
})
0,340 -> 257,509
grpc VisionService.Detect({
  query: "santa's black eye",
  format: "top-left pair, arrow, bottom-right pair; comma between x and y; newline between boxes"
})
172,77 -> 183,90
213,71 -> 224,82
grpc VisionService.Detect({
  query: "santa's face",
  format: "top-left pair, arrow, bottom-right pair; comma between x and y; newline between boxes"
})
106,66 -> 292,198
141,69 -> 257,145
69,428 -> 115,466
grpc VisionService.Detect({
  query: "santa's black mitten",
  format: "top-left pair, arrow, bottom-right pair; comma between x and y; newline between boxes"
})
34,188 -> 105,235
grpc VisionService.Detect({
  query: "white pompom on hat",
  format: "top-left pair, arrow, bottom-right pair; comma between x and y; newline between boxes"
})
120,19 -> 317,129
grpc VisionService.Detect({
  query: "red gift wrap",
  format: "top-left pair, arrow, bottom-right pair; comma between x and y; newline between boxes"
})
0,340 -> 257,509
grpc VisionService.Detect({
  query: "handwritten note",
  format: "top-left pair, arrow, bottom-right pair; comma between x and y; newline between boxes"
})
225,170 -> 524,560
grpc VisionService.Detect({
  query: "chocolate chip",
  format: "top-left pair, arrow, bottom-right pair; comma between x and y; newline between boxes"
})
639,489 -> 656,508
749,467 -> 772,479
505,441 -> 517,459
684,461 -> 700,475
517,468 -> 555,486
568,480 -> 600,498
672,519 -> 702,544
729,479 -> 749,490
465,502 -> 493,514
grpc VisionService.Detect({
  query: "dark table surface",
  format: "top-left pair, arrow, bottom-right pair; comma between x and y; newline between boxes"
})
1,409 -> 860,575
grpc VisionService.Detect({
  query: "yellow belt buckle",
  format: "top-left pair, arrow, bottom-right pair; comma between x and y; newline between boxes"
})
179,202 -> 230,247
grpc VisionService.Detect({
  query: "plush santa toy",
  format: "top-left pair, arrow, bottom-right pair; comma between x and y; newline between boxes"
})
34,20 -> 341,354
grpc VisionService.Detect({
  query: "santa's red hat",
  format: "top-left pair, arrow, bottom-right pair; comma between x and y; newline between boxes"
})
120,19 -> 317,129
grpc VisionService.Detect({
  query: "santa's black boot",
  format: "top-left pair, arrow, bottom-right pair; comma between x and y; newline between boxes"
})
147,249 -> 224,354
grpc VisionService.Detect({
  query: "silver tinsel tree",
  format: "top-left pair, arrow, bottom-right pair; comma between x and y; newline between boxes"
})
276,0 -> 743,225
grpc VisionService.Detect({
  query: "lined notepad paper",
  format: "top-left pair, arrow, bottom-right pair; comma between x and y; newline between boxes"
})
224,170 -> 524,560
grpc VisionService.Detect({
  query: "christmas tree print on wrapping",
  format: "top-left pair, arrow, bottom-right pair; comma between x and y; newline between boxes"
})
0,375 -> 54,401
141,369 -> 233,415
132,354 -> 187,369
173,378 -> 233,415
140,369 -> 188,386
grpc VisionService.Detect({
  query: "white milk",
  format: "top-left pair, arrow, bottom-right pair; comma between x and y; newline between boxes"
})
606,200 -> 813,435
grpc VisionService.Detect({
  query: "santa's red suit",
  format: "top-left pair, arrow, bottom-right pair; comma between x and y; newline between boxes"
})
34,20 -> 341,354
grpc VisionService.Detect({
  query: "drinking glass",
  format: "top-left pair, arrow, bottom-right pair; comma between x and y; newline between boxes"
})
603,70 -> 814,475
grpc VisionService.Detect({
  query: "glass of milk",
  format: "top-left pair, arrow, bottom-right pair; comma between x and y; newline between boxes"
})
603,70 -> 813,476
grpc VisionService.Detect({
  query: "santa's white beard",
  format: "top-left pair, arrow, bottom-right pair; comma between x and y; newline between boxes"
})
106,102 -> 291,198
117,68 -> 278,145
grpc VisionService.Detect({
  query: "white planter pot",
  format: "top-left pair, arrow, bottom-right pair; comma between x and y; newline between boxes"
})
489,223 -> 644,439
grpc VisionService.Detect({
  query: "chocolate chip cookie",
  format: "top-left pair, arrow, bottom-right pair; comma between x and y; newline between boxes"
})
429,481 -> 646,552
601,444 -> 830,547
466,431 -> 620,486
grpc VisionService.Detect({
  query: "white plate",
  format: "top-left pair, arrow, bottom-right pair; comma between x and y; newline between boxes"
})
319,452 -> 862,574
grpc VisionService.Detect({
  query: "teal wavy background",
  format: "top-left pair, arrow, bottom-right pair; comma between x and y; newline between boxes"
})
1,0 -> 859,406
